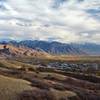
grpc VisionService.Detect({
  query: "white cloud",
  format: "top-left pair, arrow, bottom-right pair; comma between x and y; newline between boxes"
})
0,0 -> 100,43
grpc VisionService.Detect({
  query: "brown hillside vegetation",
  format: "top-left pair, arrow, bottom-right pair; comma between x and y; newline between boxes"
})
0,44 -> 50,58
0,58 -> 100,100
0,75 -> 32,100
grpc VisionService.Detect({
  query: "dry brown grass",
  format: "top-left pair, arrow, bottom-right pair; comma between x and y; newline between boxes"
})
0,75 -> 32,100
50,88 -> 77,100
20,88 -> 56,100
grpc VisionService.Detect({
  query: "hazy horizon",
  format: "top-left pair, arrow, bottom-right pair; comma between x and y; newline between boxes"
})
0,38 -> 100,45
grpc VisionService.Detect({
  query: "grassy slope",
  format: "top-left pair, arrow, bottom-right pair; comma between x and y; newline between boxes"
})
0,75 -> 32,100
50,88 -> 76,99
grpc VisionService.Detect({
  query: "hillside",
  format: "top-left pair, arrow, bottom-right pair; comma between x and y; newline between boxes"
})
0,75 -> 32,100
0,44 -> 50,58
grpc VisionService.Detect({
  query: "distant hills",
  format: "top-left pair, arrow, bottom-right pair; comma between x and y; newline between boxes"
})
71,43 -> 100,55
0,40 -> 100,55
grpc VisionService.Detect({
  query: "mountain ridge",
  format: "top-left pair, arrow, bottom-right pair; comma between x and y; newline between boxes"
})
0,44 -> 50,58
0,40 -> 100,55
9,40 -> 87,55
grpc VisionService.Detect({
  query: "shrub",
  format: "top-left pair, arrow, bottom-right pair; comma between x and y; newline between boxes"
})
0,62 -> 6,68
53,84 -> 66,91
20,89 -> 57,100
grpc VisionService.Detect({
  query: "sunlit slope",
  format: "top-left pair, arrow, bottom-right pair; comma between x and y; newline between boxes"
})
0,75 -> 32,100
0,44 -> 51,58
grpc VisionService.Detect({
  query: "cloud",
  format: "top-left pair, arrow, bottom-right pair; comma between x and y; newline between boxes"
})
0,0 -> 100,43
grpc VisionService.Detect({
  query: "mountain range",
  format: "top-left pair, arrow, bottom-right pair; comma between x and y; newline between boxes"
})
0,40 -> 100,55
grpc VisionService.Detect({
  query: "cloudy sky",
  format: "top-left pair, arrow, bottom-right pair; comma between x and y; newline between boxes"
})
0,0 -> 100,43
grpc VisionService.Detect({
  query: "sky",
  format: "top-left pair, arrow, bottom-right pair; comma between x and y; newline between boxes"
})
0,0 -> 100,43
